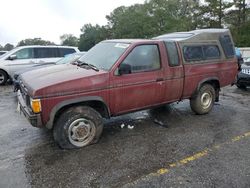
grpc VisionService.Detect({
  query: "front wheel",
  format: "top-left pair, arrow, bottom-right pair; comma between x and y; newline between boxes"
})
0,70 -> 8,85
53,106 -> 103,149
190,84 -> 215,115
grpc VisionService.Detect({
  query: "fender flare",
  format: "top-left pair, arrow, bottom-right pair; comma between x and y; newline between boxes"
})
45,96 -> 110,129
192,77 -> 220,98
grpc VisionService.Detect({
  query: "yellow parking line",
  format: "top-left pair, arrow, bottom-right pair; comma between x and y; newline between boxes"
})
125,131 -> 250,186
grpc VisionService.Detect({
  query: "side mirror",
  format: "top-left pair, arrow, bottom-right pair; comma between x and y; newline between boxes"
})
9,55 -> 17,60
118,64 -> 131,75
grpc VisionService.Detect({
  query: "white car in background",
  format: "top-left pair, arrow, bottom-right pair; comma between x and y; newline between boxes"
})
0,45 -> 79,85
0,51 -> 8,56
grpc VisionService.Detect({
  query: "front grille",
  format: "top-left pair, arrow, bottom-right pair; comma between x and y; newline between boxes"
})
242,69 -> 250,75
19,80 -> 30,107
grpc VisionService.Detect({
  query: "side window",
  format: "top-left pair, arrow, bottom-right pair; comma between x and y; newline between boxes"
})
183,46 -> 203,61
219,35 -> 235,58
122,45 -> 160,73
13,48 -> 34,59
203,45 -> 220,59
59,48 -> 76,57
34,48 -> 58,58
164,41 -> 179,66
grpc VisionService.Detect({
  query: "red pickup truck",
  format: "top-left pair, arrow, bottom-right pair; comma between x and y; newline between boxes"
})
17,29 -> 238,149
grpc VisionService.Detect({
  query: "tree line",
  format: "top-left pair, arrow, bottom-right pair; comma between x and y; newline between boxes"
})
1,0 -> 249,52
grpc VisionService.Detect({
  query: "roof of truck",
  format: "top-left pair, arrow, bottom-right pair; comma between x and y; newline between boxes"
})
154,28 -> 230,42
103,29 -> 231,44
104,39 -> 154,43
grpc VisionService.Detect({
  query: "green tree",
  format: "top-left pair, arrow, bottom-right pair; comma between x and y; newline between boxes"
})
147,0 -> 198,34
106,0 -> 198,39
226,0 -> 250,46
78,24 -> 110,51
196,0 -> 233,28
106,4 -> 155,38
225,0 -> 249,29
231,21 -> 250,47
3,43 -> 14,51
60,34 -> 79,46
17,38 -> 55,46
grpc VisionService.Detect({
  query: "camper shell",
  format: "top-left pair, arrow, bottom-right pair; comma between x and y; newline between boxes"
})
155,28 -> 236,64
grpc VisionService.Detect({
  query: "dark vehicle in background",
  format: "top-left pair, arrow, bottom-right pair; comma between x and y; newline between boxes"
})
236,57 -> 250,89
13,52 -> 86,91
0,51 -> 8,56
17,29 -> 238,149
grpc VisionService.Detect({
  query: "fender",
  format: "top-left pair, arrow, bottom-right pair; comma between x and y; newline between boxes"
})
192,77 -> 220,98
45,96 -> 110,129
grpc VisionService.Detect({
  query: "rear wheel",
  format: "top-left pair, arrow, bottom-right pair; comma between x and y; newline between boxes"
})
190,84 -> 215,115
0,70 -> 8,85
53,106 -> 103,149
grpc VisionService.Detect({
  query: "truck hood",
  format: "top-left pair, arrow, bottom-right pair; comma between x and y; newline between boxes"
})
14,63 -> 55,79
20,64 -> 109,98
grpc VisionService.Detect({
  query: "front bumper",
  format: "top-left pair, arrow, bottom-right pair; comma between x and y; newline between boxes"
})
237,72 -> 250,86
17,90 -> 43,128
13,78 -> 20,92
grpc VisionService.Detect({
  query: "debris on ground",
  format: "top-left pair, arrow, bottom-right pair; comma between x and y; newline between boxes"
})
127,125 -> 134,129
153,119 -> 168,128
135,116 -> 145,120
120,123 -> 135,129
120,123 -> 125,129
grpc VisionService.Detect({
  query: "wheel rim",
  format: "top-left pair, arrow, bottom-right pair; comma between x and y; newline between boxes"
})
68,118 -> 96,147
0,74 -> 5,84
201,92 -> 212,109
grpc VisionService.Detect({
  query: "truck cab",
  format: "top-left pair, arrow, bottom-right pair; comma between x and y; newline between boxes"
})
17,29 -> 238,149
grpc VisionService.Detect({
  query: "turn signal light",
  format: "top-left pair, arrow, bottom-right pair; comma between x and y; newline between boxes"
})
30,99 -> 41,113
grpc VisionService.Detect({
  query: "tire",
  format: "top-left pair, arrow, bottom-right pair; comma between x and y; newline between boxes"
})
190,84 -> 215,115
53,106 -> 103,149
0,70 -> 8,85
236,83 -> 246,89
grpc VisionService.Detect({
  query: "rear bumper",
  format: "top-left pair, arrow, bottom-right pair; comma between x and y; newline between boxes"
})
17,90 -> 43,128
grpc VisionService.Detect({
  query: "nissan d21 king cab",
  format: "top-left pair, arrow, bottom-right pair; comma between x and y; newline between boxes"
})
17,29 -> 238,149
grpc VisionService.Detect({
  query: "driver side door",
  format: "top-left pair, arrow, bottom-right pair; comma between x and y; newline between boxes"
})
110,44 -> 165,115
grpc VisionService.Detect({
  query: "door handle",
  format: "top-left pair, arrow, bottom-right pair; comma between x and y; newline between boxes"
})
156,78 -> 164,82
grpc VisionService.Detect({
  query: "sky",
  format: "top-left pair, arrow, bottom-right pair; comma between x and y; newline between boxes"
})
0,0 -> 145,46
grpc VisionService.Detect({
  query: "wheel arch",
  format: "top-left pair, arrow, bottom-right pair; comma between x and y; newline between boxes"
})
193,77 -> 221,102
46,96 -> 110,129
0,68 -> 10,79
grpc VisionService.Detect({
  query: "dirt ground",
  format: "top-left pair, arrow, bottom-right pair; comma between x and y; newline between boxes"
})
0,85 -> 249,188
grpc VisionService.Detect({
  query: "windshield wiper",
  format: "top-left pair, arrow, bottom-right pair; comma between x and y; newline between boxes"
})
76,60 -> 99,72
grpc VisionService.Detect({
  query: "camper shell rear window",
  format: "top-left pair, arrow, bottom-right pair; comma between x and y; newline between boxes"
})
219,35 -> 235,58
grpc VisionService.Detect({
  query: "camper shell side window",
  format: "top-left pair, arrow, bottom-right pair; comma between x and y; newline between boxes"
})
183,44 -> 221,62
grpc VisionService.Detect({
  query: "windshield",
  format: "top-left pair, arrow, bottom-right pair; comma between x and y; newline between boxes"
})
0,48 -> 19,59
0,52 -> 6,56
78,42 -> 130,71
56,53 -> 82,65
